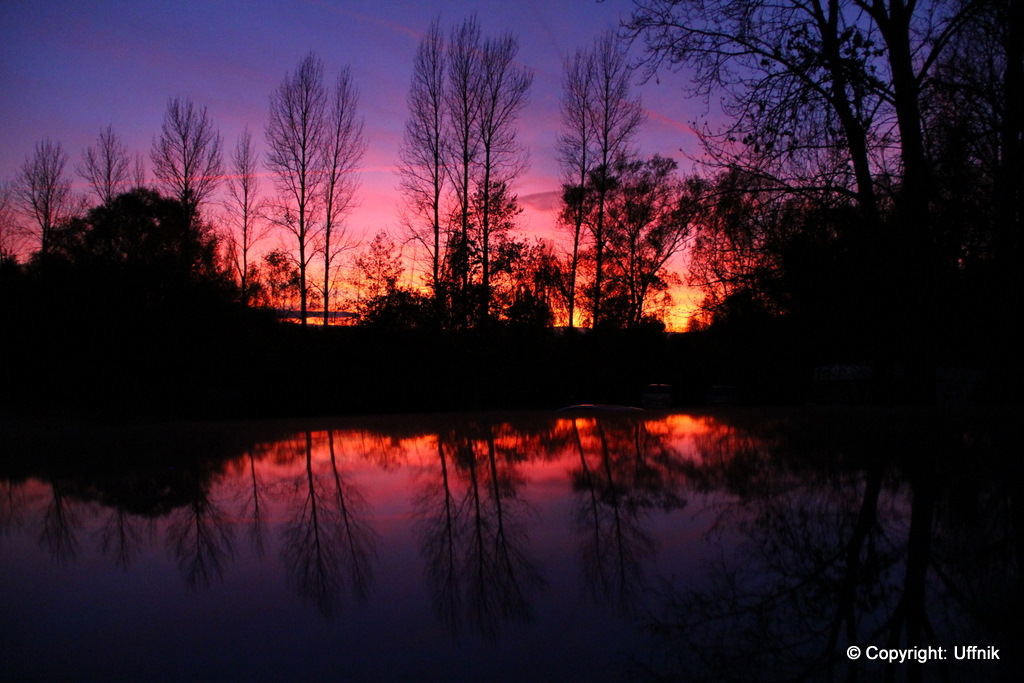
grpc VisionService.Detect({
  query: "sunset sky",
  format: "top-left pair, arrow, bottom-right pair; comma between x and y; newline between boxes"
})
1,0 -> 705,324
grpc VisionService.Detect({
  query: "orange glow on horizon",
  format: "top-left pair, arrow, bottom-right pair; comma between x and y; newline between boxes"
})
253,412 -> 728,474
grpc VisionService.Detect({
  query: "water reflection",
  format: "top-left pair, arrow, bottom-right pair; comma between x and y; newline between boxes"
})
0,409 -> 1018,681
281,431 -> 376,617
646,410 -> 1020,682
570,416 -> 687,614
42,480 -> 84,563
97,503 -> 152,571
0,479 -> 30,543
232,446 -> 269,559
166,473 -> 235,590
415,421 -> 543,637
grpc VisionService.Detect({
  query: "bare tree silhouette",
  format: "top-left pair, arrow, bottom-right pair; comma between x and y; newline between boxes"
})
399,17 -> 447,305
584,32 -> 644,327
77,125 -> 133,206
557,47 -> 596,328
317,68 -> 365,326
151,96 -> 223,220
15,139 -> 72,256
265,52 -> 328,327
474,31 -> 532,320
222,127 -> 269,306
445,15 -> 484,311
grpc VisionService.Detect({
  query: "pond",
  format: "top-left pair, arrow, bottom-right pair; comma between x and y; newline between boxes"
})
1,408 -> 1018,681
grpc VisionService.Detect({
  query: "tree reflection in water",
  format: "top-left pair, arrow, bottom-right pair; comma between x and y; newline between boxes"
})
1,410 -> 1017,680
417,428 -> 466,631
232,446 -> 269,559
1,480 -> 30,546
570,415 -> 688,614
165,470 -> 235,590
97,505 -> 150,570
415,421 -> 544,637
644,411 -> 1020,683
41,481 -> 83,563
281,430 -> 376,618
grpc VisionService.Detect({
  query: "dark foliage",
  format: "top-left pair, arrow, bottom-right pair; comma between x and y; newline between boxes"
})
1,189 -> 270,417
46,188 -> 231,304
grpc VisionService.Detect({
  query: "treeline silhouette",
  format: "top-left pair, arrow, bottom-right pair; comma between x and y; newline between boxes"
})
0,184 -> 681,417
0,192 -> 795,418
2,3 -> 1021,416
622,0 -> 1023,403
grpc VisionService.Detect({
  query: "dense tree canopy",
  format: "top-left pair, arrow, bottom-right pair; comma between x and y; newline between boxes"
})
47,188 -> 232,311
626,0 -> 1022,377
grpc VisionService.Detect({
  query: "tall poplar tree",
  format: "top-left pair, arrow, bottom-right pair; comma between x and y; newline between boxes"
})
399,18 -> 447,305
585,32 -> 644,328
318,68 -> 366,326
475,32 -> 532,319
265,52 -> 328,326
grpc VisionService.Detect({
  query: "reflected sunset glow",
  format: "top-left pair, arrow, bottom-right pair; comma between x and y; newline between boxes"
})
2,408 -> 1018,681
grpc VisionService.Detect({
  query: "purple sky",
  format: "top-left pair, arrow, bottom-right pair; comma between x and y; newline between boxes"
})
1,0 -> 704,319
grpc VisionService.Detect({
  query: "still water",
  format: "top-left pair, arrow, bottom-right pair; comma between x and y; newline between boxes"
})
1,409 -> 1018,681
